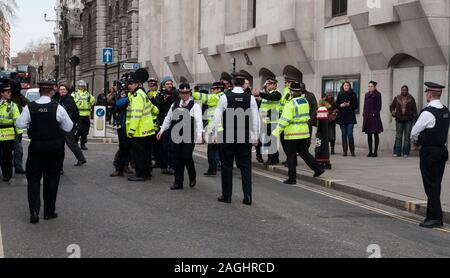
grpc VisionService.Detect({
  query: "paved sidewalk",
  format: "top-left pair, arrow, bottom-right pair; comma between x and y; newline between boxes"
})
195,143 -> 450,223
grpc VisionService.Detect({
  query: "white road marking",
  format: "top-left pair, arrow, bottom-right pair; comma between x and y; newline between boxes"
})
193,151 -> 450,234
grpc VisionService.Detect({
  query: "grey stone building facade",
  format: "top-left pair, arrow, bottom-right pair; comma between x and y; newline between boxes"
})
57,0 -> 139,93
138,0 -> 450,150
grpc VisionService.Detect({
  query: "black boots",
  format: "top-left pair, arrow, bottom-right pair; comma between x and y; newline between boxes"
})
349,143 -> 356,157
343,144 -> 348,157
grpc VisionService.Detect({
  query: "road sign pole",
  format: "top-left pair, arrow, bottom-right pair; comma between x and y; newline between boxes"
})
104,64 -> 108,97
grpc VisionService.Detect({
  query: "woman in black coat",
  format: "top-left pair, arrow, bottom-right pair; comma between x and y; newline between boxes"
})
362,81 -> 384,158
336,81 -> 359,157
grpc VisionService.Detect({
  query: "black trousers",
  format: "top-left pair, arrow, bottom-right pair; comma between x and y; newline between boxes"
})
220,144 -> 252,200
174,143 -> 196,185
114,128 -> 132,172
160,131 -> 175,170
207,143 -> 220,173
76,116 -> 91,145
420,146 -> 449,222
150,134 -> 161,166
65,128 -> 86,162
27,141 -> 64,216
131,136 -> 151,179
0,140 -> 14,179
285,139 -> 322,181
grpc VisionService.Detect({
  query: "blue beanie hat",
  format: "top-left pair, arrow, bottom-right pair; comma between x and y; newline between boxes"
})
161,76 -> 173,86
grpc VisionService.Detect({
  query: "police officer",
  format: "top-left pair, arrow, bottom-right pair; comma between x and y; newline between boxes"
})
273,82 -> 325,185
126,73 -> 158,182
0,82 -> 21,182
16,81 -> 73,224
147,78 -> 161,169
192,81 -> 225,176
73,80 -> 95,150
157,83 -> 204,190
411,82 -> 449,229
253,78 -> 282,166
212,72 -> 260,205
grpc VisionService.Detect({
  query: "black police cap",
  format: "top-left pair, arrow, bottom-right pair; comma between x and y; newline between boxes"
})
0,83 -> 11,92
290,82 -> 302,92
211,82 -> 225,89
179,83 -> 192,93
266,77 -> 278,84
425,82 -> 445,92
231,72 -> 248,80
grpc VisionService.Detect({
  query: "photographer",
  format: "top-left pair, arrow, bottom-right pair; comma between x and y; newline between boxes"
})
155,77 -> 178,175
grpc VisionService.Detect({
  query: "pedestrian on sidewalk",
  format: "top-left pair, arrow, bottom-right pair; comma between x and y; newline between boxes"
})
336,81 -> 358,157
411,82 -> 449,229
273,82 -> 325,185
390,85 -> 418,158
16,80 -> 73,224
157,83 -> 204,190
319,89 -> 338,155
363,81 -> 384,158
58,84 -> 87,167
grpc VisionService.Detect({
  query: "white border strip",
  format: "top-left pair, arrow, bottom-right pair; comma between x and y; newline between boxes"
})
0,224 -> 4,258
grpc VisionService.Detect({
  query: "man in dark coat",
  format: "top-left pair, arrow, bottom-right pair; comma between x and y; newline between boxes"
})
58,84 -> 86,167
299,83 -> 318,148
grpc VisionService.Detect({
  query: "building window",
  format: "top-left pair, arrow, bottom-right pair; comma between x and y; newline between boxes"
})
332,0 -> 347,17
322,75 -> 360,114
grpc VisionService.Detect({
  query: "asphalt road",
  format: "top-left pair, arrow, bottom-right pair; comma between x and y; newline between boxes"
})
0,143 -> 449,258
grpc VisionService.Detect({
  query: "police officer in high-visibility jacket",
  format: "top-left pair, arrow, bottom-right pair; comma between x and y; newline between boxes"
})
147,78 -> 161,169
273,82 -> 325,185
252,78 -> 282,166
192,81 -> 225,176
126,73 -> 158,182
0,82 -> 21,182
279,76 -> 297,166
72,80 -> 95,150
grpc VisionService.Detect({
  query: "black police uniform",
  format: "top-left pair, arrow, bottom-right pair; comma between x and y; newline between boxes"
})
26,96 -> 66,222
418,84 -> 449,226
171,99 -> 197,189
219,88 -> 253,205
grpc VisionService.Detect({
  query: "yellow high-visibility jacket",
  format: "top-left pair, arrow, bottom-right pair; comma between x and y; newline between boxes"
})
73,89 -> 95,117
126,88 -> 158,138
0,101 -> 20,142
273,96 -> 311,140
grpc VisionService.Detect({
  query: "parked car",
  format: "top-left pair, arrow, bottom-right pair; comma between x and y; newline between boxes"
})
25,88 -> 41,103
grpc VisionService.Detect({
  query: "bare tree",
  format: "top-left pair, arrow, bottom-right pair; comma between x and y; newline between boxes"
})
0,0 -> 17,20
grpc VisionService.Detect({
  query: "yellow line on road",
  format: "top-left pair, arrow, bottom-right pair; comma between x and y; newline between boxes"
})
193,151 -> 450,234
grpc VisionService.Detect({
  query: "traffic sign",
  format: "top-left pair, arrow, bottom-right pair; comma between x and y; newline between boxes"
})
121,63 -> 141,70
102,48 -> 114,64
